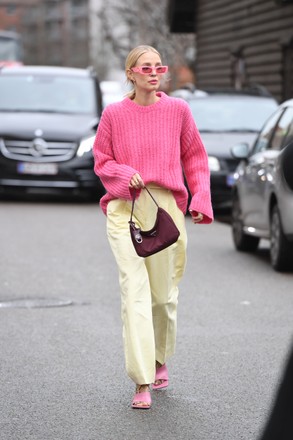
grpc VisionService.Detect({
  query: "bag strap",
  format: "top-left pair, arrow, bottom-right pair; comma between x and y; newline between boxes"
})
130,187 -> 159,223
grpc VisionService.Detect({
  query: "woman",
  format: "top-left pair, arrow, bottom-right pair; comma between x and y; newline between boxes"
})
93,45 -> 213,409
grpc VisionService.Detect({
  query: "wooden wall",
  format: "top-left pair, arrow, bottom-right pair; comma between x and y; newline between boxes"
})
195,0 -> 293,102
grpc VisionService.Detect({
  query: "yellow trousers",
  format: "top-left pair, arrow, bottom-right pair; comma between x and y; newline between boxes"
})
107,185 -> 187,385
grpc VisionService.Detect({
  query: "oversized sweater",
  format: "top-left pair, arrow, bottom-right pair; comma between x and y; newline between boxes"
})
93,91 -> 213,224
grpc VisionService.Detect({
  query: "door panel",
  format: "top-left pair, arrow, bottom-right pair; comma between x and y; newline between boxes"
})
240,107 -> 293,229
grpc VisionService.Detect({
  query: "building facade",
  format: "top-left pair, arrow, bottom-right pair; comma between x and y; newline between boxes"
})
0,0 -> 106,70
0,0 -> 124,81
169,0 -> 293,102
0,0 -> 36,33
22,0 -> 91,67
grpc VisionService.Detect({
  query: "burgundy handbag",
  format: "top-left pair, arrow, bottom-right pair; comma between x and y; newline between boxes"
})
129,187 -> 180,257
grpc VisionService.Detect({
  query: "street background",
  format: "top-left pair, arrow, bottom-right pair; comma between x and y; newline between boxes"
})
0,199 -> 293,440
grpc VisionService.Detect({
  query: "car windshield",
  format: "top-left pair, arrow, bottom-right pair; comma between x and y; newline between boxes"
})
188,96 -> 278,132
0,74 -> 96,114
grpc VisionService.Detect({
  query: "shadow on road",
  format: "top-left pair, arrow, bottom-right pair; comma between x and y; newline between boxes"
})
0,191 -> 100,205
214,209 -> 231,225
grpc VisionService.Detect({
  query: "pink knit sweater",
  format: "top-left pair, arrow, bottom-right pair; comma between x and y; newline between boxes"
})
93,92 -> 213,224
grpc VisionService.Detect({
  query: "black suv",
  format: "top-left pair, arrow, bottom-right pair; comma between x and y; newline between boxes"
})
0,65 -> 104,199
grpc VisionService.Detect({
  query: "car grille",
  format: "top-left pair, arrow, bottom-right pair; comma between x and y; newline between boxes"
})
0,138 -> 77,163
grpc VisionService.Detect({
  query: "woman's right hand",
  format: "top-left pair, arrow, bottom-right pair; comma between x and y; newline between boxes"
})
129,173 -> 145,189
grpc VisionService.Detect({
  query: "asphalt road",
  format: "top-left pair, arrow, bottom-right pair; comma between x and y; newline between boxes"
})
0,198 -> 292,440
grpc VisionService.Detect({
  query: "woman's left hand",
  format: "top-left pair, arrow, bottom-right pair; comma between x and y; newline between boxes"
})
190,211 -> 204,224
129,173 -> 145,189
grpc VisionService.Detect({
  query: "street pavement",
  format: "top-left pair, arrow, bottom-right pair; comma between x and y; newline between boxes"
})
0,199 -> 293,440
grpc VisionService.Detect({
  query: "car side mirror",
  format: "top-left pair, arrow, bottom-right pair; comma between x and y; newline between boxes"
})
231,142 -> 250,159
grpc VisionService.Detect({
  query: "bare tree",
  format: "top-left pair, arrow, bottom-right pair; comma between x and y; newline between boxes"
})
95,0 -> 195,89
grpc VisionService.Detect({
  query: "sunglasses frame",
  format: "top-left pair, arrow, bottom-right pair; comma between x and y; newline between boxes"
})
131,65 -> 169,75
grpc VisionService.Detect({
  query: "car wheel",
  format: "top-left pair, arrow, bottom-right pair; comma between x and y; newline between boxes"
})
270,204 -> 293,271
231,193 -> 260,252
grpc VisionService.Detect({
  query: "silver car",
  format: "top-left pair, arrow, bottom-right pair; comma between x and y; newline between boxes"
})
231,98 -> 293,271
187,93 -> 278,211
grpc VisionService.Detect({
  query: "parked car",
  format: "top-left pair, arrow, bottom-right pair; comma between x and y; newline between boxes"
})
170,84 -> 208,99
231,99 -> 293,271
0,65 -> 104,199
186,93 -> 278,211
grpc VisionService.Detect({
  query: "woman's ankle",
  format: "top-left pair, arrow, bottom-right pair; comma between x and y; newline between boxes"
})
136,384 -> 150,393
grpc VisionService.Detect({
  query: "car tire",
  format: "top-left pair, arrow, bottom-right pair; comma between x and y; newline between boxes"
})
270,204 -> 293,271
231,193 -> 260,252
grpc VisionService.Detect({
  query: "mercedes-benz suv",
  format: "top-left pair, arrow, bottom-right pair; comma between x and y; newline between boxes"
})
0,65 -> 104,199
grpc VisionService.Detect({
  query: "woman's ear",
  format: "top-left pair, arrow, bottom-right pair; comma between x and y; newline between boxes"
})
126,69 -> 135,84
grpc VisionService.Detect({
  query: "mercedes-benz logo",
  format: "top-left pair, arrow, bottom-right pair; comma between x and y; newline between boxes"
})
30,137 -> 48,157
34,128 -> 43,137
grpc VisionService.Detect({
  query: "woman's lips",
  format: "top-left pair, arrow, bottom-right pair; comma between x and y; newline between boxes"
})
149,80 -> 158,84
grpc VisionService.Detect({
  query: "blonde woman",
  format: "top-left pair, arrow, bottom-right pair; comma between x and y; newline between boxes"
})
93,45 -> 213,409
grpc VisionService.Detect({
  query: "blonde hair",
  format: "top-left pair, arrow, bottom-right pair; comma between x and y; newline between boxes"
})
125,45 -> 162,100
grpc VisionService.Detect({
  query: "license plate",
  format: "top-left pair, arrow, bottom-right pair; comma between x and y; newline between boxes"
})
17,162 -> 58,175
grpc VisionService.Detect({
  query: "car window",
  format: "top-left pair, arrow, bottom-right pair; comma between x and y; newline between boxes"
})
283,120 -> 293,148
0,74 -> 97,115
252,108 -> 284,154
280,108 -> 293,148
188,96 -> 278,132
270,107 -> 293,150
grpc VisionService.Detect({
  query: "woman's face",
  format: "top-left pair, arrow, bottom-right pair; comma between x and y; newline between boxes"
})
130,51 -> 163,94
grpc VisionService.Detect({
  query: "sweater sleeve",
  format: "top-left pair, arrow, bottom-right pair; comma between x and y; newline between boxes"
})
93,109 -> 138,200
180,105 -> 214,224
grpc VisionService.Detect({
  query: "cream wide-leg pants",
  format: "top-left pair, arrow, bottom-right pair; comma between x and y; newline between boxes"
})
106,185 -> 187,385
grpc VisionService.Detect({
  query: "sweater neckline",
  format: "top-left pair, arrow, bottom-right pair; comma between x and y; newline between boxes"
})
124,91 -> 167,112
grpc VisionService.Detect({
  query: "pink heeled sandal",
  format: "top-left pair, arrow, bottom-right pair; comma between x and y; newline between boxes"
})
131,386 -> 152,409
153,363 -> 169,390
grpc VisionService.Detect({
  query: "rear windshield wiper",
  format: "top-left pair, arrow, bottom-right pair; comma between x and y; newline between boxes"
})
225,128 -> 258,133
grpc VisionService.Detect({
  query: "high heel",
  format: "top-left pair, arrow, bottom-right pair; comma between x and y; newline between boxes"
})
153,364 -> 168,390
131,385 -> 151,409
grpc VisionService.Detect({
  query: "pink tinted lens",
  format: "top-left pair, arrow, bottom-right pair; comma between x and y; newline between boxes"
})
156,66 -> 168,74
132,66 -> 168,74
140,66 -> 152,74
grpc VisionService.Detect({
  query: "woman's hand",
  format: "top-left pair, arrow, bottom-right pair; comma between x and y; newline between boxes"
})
190,211 -> 204,224
129,173 -> 145,189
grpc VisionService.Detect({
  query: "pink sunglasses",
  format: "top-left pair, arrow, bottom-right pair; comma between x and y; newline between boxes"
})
131,65 -> 168,75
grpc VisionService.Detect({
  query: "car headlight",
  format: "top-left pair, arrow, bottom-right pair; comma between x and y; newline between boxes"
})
76,135 -> 95,157
208,156 -> 221,172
